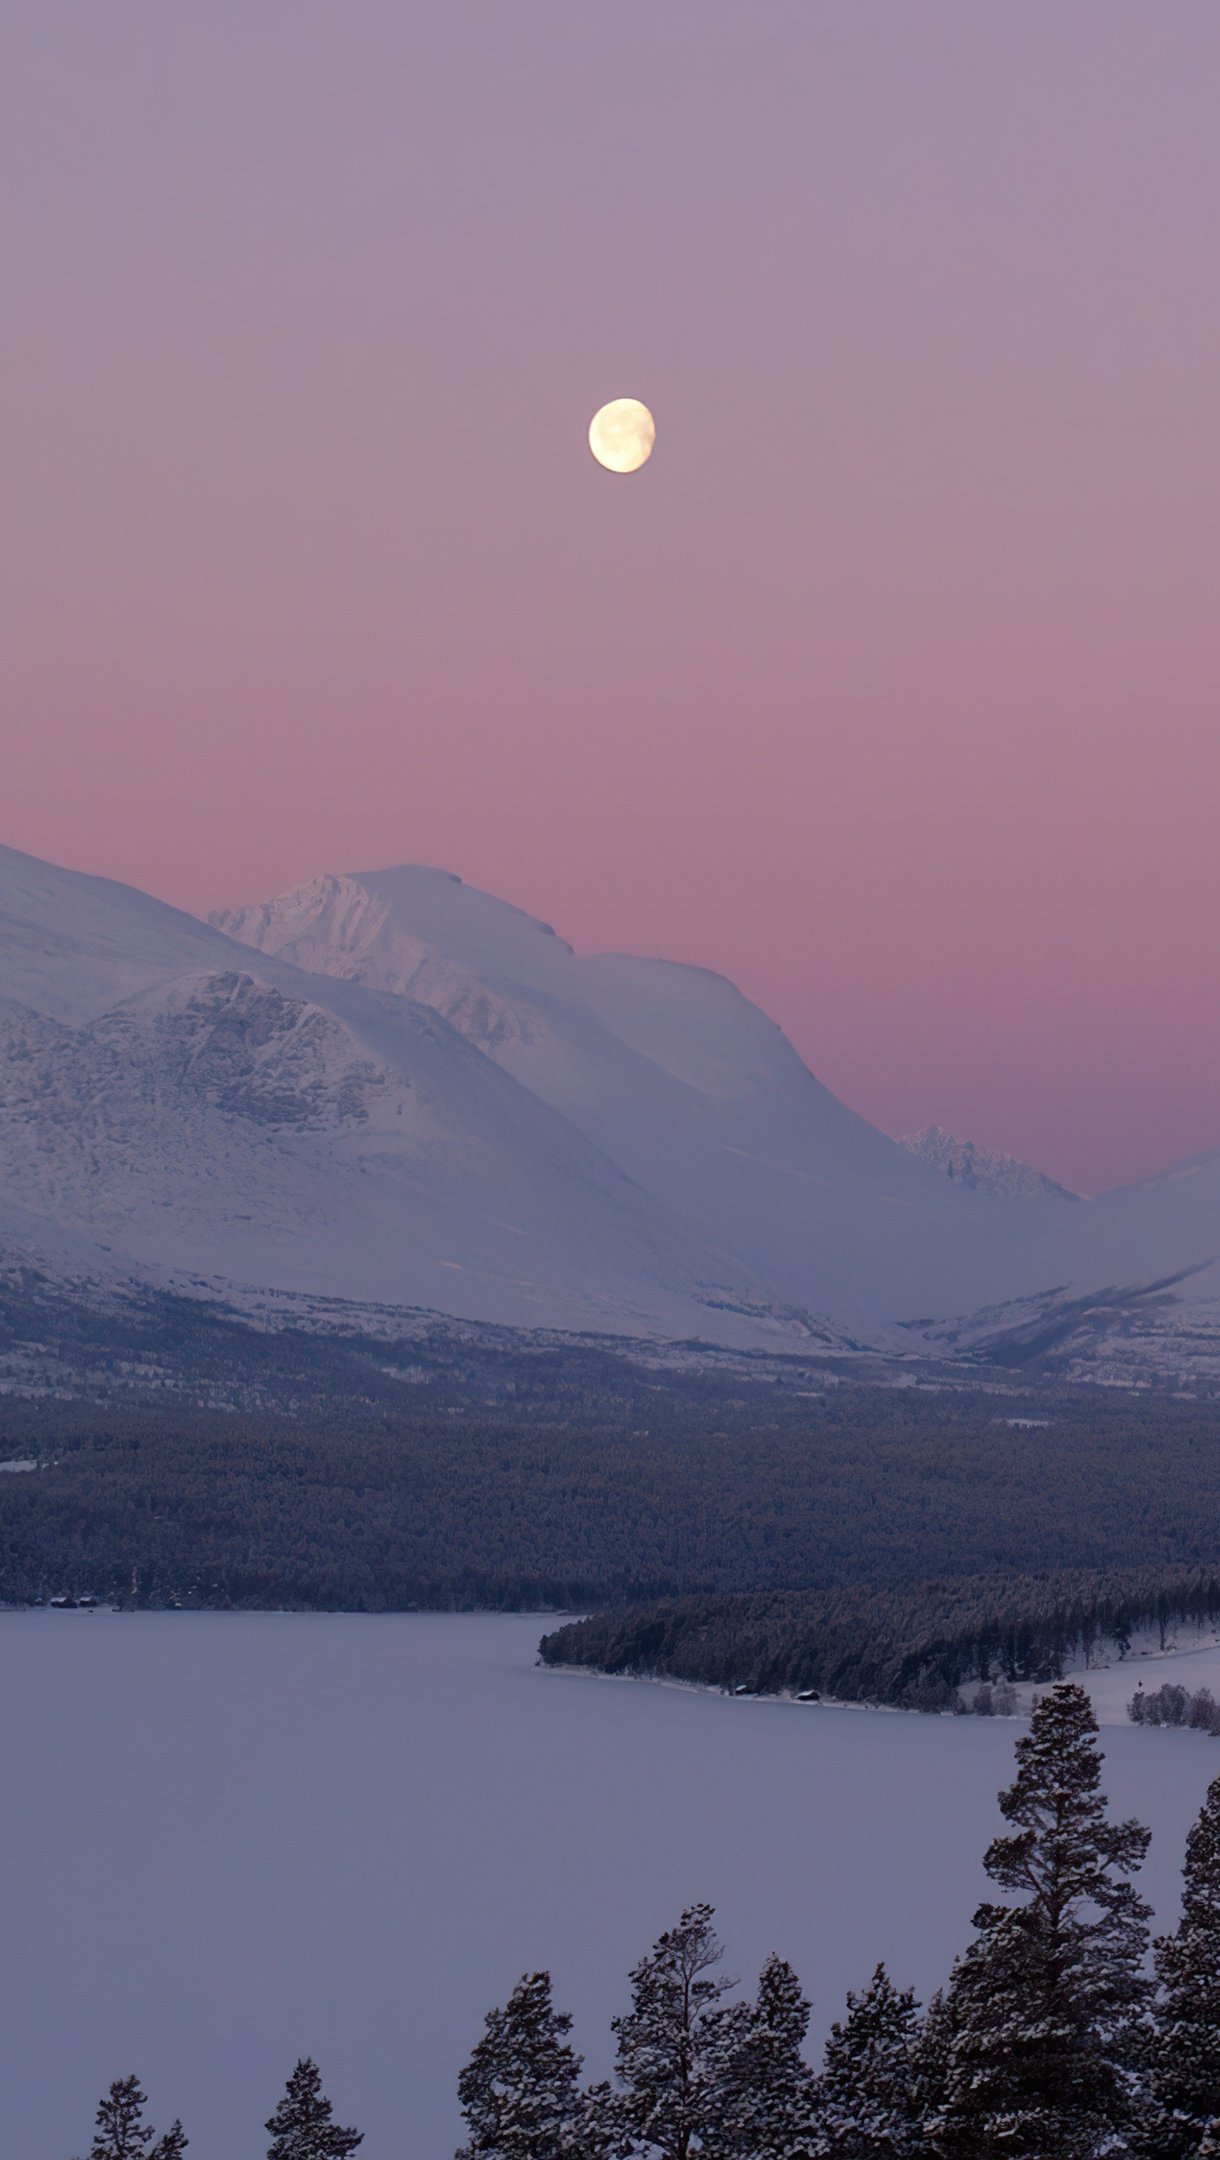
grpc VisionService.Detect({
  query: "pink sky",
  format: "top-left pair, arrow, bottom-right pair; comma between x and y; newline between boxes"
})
3,4 -> 1220,1195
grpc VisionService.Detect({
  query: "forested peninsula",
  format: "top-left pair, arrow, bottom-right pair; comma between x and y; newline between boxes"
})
541,1566 -> 1220,1713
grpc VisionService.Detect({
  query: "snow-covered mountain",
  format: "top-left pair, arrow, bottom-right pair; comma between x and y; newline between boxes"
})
210,866 -> 1069,1336
3,843 -> 1220,1378
899,1124 -> 1079,1203
0,847 -> 745,1340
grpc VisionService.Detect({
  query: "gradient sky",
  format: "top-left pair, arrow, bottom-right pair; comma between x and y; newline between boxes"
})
3,4 -> 1219,1195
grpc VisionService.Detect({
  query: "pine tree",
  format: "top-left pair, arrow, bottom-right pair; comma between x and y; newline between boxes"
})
1148,1774 -> 1220,2157
930,1682 -> 1152,2159
265,2059 -> 362,2160
703,1953 -> 816,2159
85,2076 -> 186,2160
612,1904 -> 737,2160
906,1988 -> 953,2139
87,2078 -> 153,2160
456,1970 -> 590,2160
576,2080 -> 630,2160
812,1963 -> 923,2156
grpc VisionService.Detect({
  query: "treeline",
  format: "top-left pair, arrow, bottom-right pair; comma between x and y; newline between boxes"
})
82,1689 -> 1220,2158
540,1566 -> 1220,1711
9,1380 -> 1220,1611
1132,1682 -> 1220,1738
74,2059 -> 356,2160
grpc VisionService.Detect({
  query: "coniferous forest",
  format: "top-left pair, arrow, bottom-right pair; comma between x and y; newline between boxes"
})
542,1566 -> 1220,1712
77,1686 -> 1220,2159
9,1374 -> 1220,1612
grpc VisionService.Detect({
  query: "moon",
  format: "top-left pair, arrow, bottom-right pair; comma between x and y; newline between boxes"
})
588,397 -> 655,474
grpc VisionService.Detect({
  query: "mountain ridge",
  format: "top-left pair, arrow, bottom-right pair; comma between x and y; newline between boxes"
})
3,842 -> 1220,1383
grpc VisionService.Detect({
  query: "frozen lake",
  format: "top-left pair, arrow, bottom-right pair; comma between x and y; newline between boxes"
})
4,1611 -> 1219,2160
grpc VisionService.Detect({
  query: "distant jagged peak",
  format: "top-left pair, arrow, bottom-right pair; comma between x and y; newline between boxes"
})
898,1123 -> 1080,1203
209,872 -> 537,1056
209,874 -> 394,981
210,867 -> 574,972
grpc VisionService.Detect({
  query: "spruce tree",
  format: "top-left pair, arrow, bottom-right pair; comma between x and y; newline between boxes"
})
456,1970 -> 590,2160
612,1903 -> 737,2160
703,1952 -> 816,2159
813,1963 -> 923,2157
1148,1773 -> 1220,2157
265,2059 -> 362,2160
84,2076 -> 185,2160
930,1682 -> 1152,2159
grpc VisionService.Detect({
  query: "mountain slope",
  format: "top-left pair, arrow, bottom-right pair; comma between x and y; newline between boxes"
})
0,843 -> 229,1023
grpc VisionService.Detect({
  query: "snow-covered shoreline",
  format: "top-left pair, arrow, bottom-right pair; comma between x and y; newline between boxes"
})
544,1628 -> 1220,1732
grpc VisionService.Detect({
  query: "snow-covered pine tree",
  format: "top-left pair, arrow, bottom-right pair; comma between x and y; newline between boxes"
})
455,1970 -> 591,2160
575,2079 -> 630,2160
611,1903 -> 737,2160
1147,1773 -> 1220,2157
906,1988 -> 953,2139
929,1681 -> 1152,2160
702,1952 -> 817,2160
812,1962 -> 923,2157
264,2059 -> 363,2160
